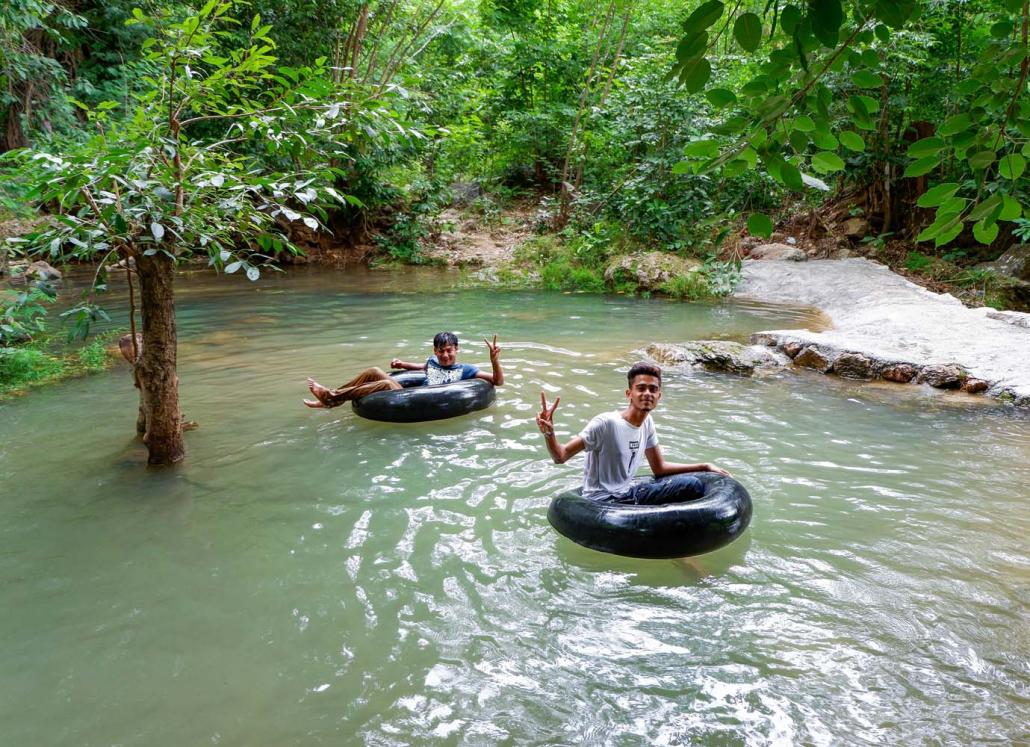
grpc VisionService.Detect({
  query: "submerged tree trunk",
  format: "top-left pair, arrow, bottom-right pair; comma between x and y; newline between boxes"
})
135,252 -> 184,465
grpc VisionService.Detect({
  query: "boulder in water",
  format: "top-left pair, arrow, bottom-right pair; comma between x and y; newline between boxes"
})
641,341 -> 789,376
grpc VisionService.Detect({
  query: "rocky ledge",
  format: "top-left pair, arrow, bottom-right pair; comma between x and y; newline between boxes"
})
713,258 -> 1030,406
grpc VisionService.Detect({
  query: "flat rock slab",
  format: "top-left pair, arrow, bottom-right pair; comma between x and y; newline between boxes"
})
731,258 -> 1030,406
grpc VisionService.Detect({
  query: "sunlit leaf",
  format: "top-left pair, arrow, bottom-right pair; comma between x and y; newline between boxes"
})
973,219 -> 999,245
839,131 -> 865,152
916,183 -> 960,208
812,151 -> 845,173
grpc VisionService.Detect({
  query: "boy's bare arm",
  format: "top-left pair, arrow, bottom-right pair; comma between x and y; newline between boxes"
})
645,446 -> 730,477
536,392 -> 585,464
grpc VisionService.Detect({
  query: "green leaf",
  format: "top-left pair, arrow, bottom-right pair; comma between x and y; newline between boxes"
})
991,20 -> 1014,38
916,183 -> 960,208
938,196 -> 968,216
225,261 -> 242,274
875,0 -> 915,28
810,0 -> 844,47
811,151 -> 845,174
723,161 -> 747,177
733,13 -> 763,52
999,195 -> 1022,221
671,161 -> 693,175
847,95 -> 870,117
781,5 -> 803,34
681,57 -> 712,93
934,218 -> 964,248
676,32 -> 708,63
683,139 -> 721,158
839,131 -> 865,152
903,156 -> 940,178
998,153 -> 1027,180
851,70 -> 881,88
916,212 -> 961,243
781,162 -> 805,190
967,151 -> 997,170
907,137 -> 945,158
150,222 -> 164,241
793,115 -> 816,132
683,1 -> 724,34
747,212 -> 774,238
973,219 -> 999,245
855,95 -> 880,113
874,23 -> 890,42
939,113 -> 972,137
812,131 -> 839,150
967,193 -> 1003,222
705,88 -> 737,108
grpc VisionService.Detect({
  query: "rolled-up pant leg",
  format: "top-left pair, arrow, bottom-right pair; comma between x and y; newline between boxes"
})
321,367 -> 402,407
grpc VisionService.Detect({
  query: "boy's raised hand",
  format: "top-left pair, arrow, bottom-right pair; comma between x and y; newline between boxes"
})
484,334 -> 501,360
536,392 -> 560,435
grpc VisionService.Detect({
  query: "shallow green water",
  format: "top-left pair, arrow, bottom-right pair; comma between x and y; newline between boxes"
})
1,267 -> 1028,746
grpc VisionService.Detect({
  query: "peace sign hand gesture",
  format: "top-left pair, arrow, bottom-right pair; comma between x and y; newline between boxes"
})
484,334 -> 501,361
537,392 -> 560,437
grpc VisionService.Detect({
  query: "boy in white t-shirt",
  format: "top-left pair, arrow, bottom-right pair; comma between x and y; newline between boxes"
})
536,362 -> 729,503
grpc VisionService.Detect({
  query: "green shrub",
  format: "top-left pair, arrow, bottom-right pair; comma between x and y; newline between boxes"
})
660,272 -> 711,300
0,347 -> 65,391
78,339 -> 109,370
513,235 -> 561,265
539,259 -> 605,292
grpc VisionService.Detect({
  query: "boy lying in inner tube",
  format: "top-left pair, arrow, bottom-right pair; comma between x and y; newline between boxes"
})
304,331 -> 504,408
535,361 -> 730,503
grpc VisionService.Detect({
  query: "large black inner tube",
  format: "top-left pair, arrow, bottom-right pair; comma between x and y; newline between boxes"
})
546,472 -> 752,559
351,371 -> 496,423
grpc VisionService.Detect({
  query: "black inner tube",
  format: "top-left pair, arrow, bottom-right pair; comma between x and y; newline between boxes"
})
351,371 -> 496,422
546,472 -> 752,559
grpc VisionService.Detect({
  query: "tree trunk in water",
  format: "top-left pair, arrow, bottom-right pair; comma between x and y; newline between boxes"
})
135,253 -> 184,465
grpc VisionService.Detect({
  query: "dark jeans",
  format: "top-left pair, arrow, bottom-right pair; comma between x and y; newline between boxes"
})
604,474 -> 705,506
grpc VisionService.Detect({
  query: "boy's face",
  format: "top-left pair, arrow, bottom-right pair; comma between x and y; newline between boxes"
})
434,343 -> 458,367
626,374 -> 662,412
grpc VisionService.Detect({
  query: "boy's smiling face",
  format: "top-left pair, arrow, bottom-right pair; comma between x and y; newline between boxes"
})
625,374 -> 662,413
434,343 -> 458,367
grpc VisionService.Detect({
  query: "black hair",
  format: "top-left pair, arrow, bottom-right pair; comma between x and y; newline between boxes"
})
627,361 -> 662,386
433,332 -> 459,349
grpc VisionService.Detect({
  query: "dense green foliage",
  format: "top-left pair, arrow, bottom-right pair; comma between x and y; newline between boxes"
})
2,0 -> 1027,305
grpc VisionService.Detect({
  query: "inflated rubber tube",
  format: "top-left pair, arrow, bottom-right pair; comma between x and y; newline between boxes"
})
547,472 -> 752,559
351,371 -> 496,422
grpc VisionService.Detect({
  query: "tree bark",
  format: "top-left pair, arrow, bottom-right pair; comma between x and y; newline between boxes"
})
135,252 -> 184,465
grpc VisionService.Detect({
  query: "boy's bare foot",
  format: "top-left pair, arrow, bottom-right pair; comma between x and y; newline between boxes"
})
303,398 -> 326,408
307,377 -> 333,399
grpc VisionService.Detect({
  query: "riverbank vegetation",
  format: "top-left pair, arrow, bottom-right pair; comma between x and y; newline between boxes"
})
2,0 -> 1028,461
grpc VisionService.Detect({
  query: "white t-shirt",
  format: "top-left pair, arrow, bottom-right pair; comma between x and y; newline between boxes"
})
579,411 -> 659,499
